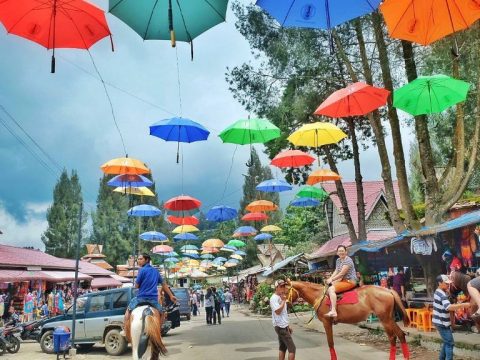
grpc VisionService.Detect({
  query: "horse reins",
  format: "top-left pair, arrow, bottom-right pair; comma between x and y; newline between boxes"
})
287,285 -> 329,325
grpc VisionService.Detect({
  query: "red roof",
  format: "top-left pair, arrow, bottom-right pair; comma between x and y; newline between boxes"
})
91,277 -> 122,289
0,244 -> 75,269
0,269 -> 91,282
322,180 -> 401,232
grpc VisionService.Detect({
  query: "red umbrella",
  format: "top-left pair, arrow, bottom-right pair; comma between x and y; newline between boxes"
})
314,82 -> 390,118
241,212 -> 269,222
271,150 -> 315,168
168,215 -> 199,226
151,245 -> 173,254
164,195 -> 201,211
0,0 -> 113,73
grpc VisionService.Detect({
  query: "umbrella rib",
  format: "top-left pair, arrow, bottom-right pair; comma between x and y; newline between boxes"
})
203,0 -> 227,21
281,0 -> 299,26
389,0 -> 415,38
450,0 -> 469,28
109,0 -> 128,13
143,0 -> 160,40
176,0 -> 193,42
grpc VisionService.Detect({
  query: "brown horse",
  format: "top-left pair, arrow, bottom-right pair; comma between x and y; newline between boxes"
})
287,280 -> 410,360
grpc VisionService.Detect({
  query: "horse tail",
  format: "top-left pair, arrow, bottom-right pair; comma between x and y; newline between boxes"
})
145,308 -> 167,356
391,289 -> 410,327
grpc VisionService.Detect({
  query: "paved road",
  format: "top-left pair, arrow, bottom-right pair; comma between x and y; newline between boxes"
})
5,306 -> 390,360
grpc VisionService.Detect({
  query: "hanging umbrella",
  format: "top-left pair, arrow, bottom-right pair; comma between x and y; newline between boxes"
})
220,245 -> 237,252
230,254 -> 243,260
256,179 -> 292,193
0,0 -> 113,73
271,150 -> 315,168
164,257 -> 179,263
107,174 -> 153,188
315,82 -> 390,117
261,225 -> 282,232
101,157 -> 150,175
139,231 -> 168,242
128,204 -> 162,217
206,205 -> 238,222
213,256 -> 228,263
150,117 -> 210,163
152,244 -> 174,254
254,233 -> 273,241
173,233 -> 198,242
242,212 -> 269,222
166,209 -> 199,217
182,253 -> 200,259
290,197 -> 321,207
180,245 -> 199,251
219,118 -> 280,145
393,75 -> 470,116
201,247 -> 220,254
202,239 -> 225,248
172,225 -> 199,234
246,200 -> 278,212
200,254 -> 215,260
224,261 -> 238,268
165,195 -> 201,212
297,186 -> 328,200
307,169 -> 341,185
109,0 -> 228,52
227,239 -> 246,248
235,250 -> 247,256
233,226 -> 258,237
113,186 -> 155,197
217,265 -> 227,271
182,249 -> 199,255
380,0 -> 480,46
168,215 -> 199,226
288,122 -> 347,148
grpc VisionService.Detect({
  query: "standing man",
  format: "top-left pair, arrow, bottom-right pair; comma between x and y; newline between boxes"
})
270,280 -> 295,360
224,288 -> 233,317
392,268 -> 406,302
433,275 -> 470,360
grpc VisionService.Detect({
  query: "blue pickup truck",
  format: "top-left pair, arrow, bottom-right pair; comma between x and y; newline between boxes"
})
38,287 -> 171,356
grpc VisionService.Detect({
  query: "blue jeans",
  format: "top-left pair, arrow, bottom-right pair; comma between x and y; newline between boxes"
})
128,297 -> 163,313
435,325 -> 454,360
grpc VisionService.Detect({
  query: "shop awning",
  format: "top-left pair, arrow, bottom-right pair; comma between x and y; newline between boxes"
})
410,210 -> 480,237
110,274 -> 131,283
348,235 -> 406,255
40,271 -> 92,282
91,277 -> 122,289
0,269 -> 92,283
262,253 -> 304,277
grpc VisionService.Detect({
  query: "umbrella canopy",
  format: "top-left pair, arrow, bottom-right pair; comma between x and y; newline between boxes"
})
261,225 -> 282,232
221,245 -> 237,252
160,251 -> 179,257
219,118 -> 280,145
151,244 -> 173,254
288,122 -> 347,148
290,197 -> 321,207
224,261 -> 238,268
113,186 -> 155,197
108,174 -> 153,188
0,0 -> 112,73
315,82 -> 390,117
270,150 -> 315,168
216,265 -> 227,271
139,231 -> 168,242
242,212 -> 269,222
200,254 -> 215,260
167,215 -> 199,226
128,204 -> 162,217
180,245 -> 199,251
206,205 -> 238,222
201,247 -> 220,254
380,0 -> 480,46
173,233 -> 199,242
164,257 -> 179,263
235,250 -> 247,256
256,179 -> 292,193
213,257 -> 228,263
307,169 -> 341,185
182,253 -> 200,259
165,195 -> 201,211
230,254 -> 243,260
393,75 -> 470,116
166,209 -> 199,217
101,157 -> 150,175
182,249 -> 199,255
246,200 -> 278,212
254,233 -> 273,241
256,0 -> 380,29
202,239 -> 225,248
227,239 -> 246,248
172,225 -> 199,234
233,226 -> 258,237
297,186 -> 328,200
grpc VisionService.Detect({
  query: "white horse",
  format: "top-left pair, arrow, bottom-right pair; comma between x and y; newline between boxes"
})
129,305 -> 167,360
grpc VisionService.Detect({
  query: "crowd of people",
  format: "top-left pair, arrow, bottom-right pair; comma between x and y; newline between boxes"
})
190,286 -> 234,325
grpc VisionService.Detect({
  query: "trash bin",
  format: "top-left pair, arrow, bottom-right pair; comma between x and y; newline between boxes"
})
53,327 -> 71,354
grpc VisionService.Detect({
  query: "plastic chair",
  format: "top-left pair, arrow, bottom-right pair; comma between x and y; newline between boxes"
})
405,308 -> 419,328
367,313 -> 378,323
417,310 -> 435,332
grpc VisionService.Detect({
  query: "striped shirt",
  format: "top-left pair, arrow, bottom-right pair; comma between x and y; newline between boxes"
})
432,289 -> 451,327
335,256 -> 357,281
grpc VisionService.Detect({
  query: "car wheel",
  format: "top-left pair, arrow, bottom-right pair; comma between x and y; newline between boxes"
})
40,330 -> 54,354
77,343 -> 95,352
186,314 -> 191,321
105,328 -> 127,356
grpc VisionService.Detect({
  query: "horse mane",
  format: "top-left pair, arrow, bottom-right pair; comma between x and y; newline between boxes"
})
146,308 -> 167,357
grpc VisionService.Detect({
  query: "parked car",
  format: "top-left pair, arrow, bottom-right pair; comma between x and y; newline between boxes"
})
171,288 -> 191,320
38,287 -> 171,356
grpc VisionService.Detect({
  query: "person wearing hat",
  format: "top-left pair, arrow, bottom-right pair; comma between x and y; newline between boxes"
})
270,280 -> 296,360
433,274 -> 470,360
467,268 -> 480,321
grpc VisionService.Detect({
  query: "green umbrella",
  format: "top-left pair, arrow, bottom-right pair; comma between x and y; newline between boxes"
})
227,239 -> 246,248
219,118 -> 280,145
109,0 -> 228,51
393,74 -> 470,116
296,186 -> 328,200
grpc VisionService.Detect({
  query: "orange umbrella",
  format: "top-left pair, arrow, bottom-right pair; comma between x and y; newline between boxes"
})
101,157 -> 150,175
246,200 -> 278,212
202,239 -> 225,248
307,169 -> 341,185
380,0 -> 480,46
201,247 -> 220,254
242,212 -> 269,222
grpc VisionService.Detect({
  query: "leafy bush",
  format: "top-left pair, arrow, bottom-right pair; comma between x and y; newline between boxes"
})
252,282 -> 274,315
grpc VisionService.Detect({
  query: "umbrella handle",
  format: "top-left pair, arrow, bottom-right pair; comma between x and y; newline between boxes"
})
171,30 -> 176,48
51,54 -> 56,74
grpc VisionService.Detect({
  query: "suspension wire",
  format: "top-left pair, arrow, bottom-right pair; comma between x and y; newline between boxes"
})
175,47 -> 183,117
218,145 -> 238,204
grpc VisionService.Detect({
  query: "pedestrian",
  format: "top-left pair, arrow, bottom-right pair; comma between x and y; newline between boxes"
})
467,268 -> 480,321
205,288 -> 214,325
270,280 -> 295,360
200,290 -> 205,307
433,274 -> 471,360
217,288 -> 225,317
212,287 -> 222,325
392,268 -> 406,302
224,288 -> 233,317
191,291 -> 198,316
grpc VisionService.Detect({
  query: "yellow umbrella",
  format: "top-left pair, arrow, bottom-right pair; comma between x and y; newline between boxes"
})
202,239 -> 225,248
246,200 -> 278,212
217,266 -> 226,271
113,186 -> 155,197
230,254 -> 243,260
224,262 -> 237,268
287,122 -> 347,148
184,260 -> 200,268
100,157 -> 150,175
261,225 -> 282,232
172,225 -> 199,234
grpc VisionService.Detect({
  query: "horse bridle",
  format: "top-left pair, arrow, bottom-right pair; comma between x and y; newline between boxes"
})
287,284 -> 329,315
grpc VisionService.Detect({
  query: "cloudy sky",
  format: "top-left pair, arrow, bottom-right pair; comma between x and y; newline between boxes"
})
0,1 -> 412,250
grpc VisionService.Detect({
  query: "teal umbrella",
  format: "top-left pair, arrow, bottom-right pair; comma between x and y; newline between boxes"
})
109,0 -> 228,56
393,75 -> 470,116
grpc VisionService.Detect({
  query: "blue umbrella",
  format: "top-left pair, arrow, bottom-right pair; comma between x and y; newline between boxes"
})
233,226 -> 258,236
182,253 -> 200,259
221,245 -> 237,252
201,254 -> 215,259
150,117 -> 210,163
213,257 -> 228,263
164,257 -> 179,263
173,233 -> 199,242
158,251 -> 178,257
107,174 -> 153,188
256,179 -> 292,193
290,197 -> 320,207
139,231 -> 168,241
181,245 -> 199,251
128,204 -> 162,217
226,258 -> 240,264
254,233 -> 273,241
235,250 -> 247,256
206,205 -> 238,222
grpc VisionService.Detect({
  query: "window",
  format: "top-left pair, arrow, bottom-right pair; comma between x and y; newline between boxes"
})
89,294 -> 111,312
112,291 -> 128,309
67,297 -> 87,314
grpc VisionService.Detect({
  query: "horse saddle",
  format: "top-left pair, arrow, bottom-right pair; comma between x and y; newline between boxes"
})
138,306 -> 154,359
325,289 -> 359,306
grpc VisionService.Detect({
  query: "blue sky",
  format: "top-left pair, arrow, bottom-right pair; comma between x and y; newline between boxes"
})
0,1 -> 412,249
